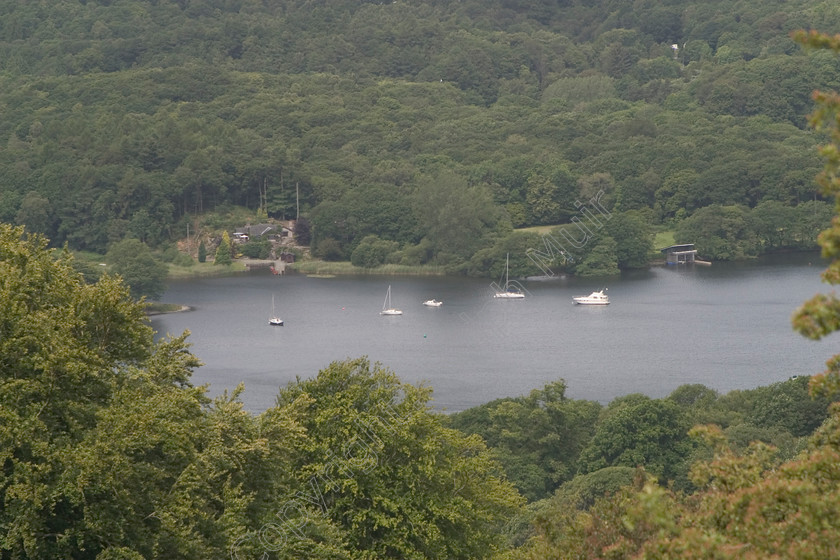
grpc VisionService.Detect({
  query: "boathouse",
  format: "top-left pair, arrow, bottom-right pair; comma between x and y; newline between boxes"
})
661,244 -> 697,264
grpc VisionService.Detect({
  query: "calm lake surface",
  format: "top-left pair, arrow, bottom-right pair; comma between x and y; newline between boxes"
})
151,253 -> 830,413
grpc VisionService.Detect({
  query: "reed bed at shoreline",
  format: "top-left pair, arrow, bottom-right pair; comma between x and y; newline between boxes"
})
289,261 -> 446,276
145,302 -> 189,315
166,261 -> 249,278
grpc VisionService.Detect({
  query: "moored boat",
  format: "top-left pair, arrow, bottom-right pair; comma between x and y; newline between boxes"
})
494,253 -> 525,299
269,295 -> 284,325
573,289 -> 609,305
381,285 -> 403,315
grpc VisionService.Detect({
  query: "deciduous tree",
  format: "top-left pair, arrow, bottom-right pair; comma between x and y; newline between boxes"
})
106,237 -> 168,300
792,30 -> 840,400
264,357 -> 525,559
447,380 -> 601,501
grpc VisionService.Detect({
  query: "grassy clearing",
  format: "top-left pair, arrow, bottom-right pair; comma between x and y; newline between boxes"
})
166,261 -> 248,278
654,230 -> 675,249
515,224 -> 560,235
67,249 -> 107,264
289,260 -> 445,276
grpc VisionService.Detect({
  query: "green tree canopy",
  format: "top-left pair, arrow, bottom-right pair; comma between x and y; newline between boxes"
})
265,357 -> 525,558
106,237 -> 168,300
675,204 -> 759,260
577,397 -> 693,482
447,380 -> 601,501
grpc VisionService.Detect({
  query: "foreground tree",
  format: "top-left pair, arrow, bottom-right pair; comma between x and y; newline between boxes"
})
0,224 -> 284,559
447,381 -> 601,502
106,237 -> 168,300
792,30 -> 840,400
247,358 -> 526,559
576,397 -> 693,484
514,420 -> 840,559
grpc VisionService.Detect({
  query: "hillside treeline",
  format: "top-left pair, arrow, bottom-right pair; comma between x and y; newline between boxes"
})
0,0 -> 838,272
3,221 -> 840,559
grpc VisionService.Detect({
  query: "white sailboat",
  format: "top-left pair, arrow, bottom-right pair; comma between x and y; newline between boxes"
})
380,285 -> 403,315
494,253 -> 525,299
269,295 -> 284,325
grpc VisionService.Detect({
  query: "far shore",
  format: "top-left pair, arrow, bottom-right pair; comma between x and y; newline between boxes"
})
288,260 -> 446,276
165,258 -> 448,279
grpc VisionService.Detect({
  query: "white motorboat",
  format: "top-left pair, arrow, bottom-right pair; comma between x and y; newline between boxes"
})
380,285 -> 403,315
269,295 -> 284,325
423,299 -> 443,307
573,289 -> 609,305
494,253 -> 525,299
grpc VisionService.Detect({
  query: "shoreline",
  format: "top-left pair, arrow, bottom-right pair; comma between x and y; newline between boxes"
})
162,249 -> 822,284
145,304 -> 193,316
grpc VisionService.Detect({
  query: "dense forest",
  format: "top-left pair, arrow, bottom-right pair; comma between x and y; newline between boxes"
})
1,0 -> 839,275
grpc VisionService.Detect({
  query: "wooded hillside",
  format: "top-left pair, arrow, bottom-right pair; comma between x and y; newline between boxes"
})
1,0 -> 838,271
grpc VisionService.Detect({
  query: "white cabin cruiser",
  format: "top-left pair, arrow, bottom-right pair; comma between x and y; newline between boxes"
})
573,289 -> 609,305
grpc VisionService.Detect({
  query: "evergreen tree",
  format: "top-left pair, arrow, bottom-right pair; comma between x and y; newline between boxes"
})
294,217 -> 312,246
214,232 -> 232,265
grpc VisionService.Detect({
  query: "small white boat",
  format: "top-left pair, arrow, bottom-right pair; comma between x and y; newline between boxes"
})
423,299 -> 442,307
381,285 -> 403,315
269,295 -> 284,325
495,290 -> 525,299
573,289 -> 609,305
494,253 -> 525,299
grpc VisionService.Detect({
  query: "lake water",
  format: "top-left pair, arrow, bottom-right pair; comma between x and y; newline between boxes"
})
151,254 -> 830,413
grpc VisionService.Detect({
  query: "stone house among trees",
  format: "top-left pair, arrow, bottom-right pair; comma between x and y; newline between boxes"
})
234,223 -> 276,240
234,222 -> 294,242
